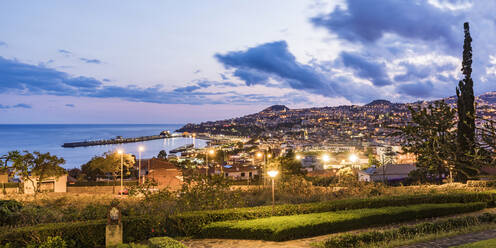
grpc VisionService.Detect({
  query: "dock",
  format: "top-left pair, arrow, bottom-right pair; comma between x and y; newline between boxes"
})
169,144 -> 194,153
62,132 -> 172,148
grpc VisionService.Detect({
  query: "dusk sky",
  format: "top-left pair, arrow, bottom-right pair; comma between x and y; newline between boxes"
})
1,0 -> 496,124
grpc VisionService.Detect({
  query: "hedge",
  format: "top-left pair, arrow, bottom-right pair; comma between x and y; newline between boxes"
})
199,202 -> 487,241
322,212 -> 496,247
148,237 -> 187,248
0,217 -> 167,248
165,192 -> 496,236
467,180 -> 496,187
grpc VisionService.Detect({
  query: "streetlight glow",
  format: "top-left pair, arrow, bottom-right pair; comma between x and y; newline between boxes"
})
209,149 -> 215,155
267,154 -> 272,158
268,170 -> 279,178
256,152 -> 263,158
295,154 -> 302,160
139,146 -> 144,152
349,154 -> 358,163
117,149 -> 123,155
322,154 -> 330,163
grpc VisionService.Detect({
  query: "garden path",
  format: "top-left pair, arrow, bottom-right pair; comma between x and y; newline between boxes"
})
399,229 -> 496,248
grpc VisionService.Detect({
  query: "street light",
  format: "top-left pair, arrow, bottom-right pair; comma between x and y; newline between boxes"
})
138,146 -> 144,184
267,169 -> 279,215
349,154 -> 358,168
117,149 -> 123,196
205,148 -> 215,176
295,154 -> 302,160
322,154 -> 330,170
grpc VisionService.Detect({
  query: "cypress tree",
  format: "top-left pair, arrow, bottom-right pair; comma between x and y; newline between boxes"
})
456,22 -> 477,180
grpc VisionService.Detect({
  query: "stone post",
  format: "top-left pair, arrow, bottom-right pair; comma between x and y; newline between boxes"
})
106,200 -> 123,247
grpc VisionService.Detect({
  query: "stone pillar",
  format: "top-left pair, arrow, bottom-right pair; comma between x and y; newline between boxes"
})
106,200 -> 123,247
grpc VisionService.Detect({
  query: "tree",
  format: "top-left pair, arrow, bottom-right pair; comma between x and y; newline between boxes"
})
277,150 -> 304,177
157,150 -> 168,160
392,101 -> 463,182
83,151 -> 135,194
10,151 -> 66,195
456,22 -> 477,180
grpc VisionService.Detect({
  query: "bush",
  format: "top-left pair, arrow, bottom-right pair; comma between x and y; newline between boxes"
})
68,181 -> 138,187
148,237 -> 187,248
199,202 -> 486,241
164,192 -> 496,236
0,217 -> 167,248
322,213 -> 496,248
36,236 -> 67,248
0,200 -> 23,226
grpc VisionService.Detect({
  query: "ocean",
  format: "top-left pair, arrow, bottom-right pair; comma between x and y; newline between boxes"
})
0,124 -> 207,169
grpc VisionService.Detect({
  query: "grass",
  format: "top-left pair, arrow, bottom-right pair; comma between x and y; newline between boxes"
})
453,238 -> 496,248
199,202 -> 486,241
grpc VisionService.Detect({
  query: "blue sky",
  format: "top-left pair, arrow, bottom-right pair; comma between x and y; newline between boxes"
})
1,0 -> 496,123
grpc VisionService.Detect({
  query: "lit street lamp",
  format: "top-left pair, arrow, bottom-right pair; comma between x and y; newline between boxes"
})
321,154 -> 330,169
206,148 -> 215,176
267,169 -> 279,215
138,146 -> 144,184
117,149 -> 124,196
295,154 -> 302,160
349,154 -> 358,168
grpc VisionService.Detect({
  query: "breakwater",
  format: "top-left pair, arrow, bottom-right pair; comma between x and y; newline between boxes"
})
62,134 -> 170,148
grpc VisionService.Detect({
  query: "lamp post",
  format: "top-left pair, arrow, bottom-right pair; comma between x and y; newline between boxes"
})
117,149 -> 123,196
206,148 -> 215,177
138,146 -> 144,184
322,154 -> 330,170
349,154 -> 358,169
267,170 -> 279,215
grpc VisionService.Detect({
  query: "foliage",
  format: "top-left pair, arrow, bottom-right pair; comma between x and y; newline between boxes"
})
391,101 -> 461,182
36,236 -> 67,248
81,151 -> 135,193
148,237 -> 187,248
10,151 -> 66,194
157,150 -> 167,160
0,200 -> 23,225
199,202 -> 486,241
128,178 -> 158,197
456,22 -> 477,181
321,212 -> 496,248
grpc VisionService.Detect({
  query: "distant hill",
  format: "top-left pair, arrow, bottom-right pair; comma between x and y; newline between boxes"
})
365,100 -> 392,106
262,105 -> 289,112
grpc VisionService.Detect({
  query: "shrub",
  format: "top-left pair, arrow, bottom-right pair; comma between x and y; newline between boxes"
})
467,180 -> 496,187
322,213 -> 496,248
0,200 -> 23,226
164,192 -> 496,236
36,236 -> 67,248
199,202 -> 486,241
148,237 -> 187,248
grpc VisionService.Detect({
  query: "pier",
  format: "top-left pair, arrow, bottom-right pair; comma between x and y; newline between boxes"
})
62,132 -> 172,148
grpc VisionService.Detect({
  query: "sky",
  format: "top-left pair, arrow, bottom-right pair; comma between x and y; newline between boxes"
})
1,0 -> 496,124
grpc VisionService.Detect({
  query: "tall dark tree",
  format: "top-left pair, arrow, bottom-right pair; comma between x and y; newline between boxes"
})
456,22 -> 477,180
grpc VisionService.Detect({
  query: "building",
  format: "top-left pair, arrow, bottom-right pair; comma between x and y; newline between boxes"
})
358,164 -> 416,182
217,165 -> 259,180
22,174 -> 68,194
142,158 -> 183,190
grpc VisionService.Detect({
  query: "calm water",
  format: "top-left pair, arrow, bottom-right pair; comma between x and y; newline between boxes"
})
0,124 -> 207,169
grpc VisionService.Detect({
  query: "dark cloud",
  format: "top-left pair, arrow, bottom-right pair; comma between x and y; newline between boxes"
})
0,103 -> 31,109
80,58 -> 102,64
340,52 -> 392,86
394,62 -> 456,82
65,104 -> 75,108
215,41 -> 332,92
311,0 -> 462,49
103,78 -> 111,82
0,41 -> 7,47
396,81 -> 435,98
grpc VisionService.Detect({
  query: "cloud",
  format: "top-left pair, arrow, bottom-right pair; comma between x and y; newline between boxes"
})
0,41 -> 7,47
65,104 -> 75,108
396,81 -> 435,98
233,68 -> 270,86
340,52 -> 392,86
0,56 -> 303,105
0,103 -> 32,109
80,58 -> 102,64
310,0 -> 462,49
58,49 -> 72,56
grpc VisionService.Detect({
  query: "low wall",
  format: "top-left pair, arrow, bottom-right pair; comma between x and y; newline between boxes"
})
67,185 -> 117,194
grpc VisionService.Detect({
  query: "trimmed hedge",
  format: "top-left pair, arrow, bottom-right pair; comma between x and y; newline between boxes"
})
148,237 -> 187,248
0,217 -> 167,248
165,192 -> 496,236
199,202 -> 487,241
467,180 -> 496,187
322,213 -> 496,247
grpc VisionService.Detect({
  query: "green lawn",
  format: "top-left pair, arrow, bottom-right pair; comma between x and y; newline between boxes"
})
199,202 -> 486,241
453,238 -> 496,248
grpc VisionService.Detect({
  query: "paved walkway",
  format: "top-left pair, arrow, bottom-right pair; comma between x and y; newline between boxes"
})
399,229 -> 496,248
